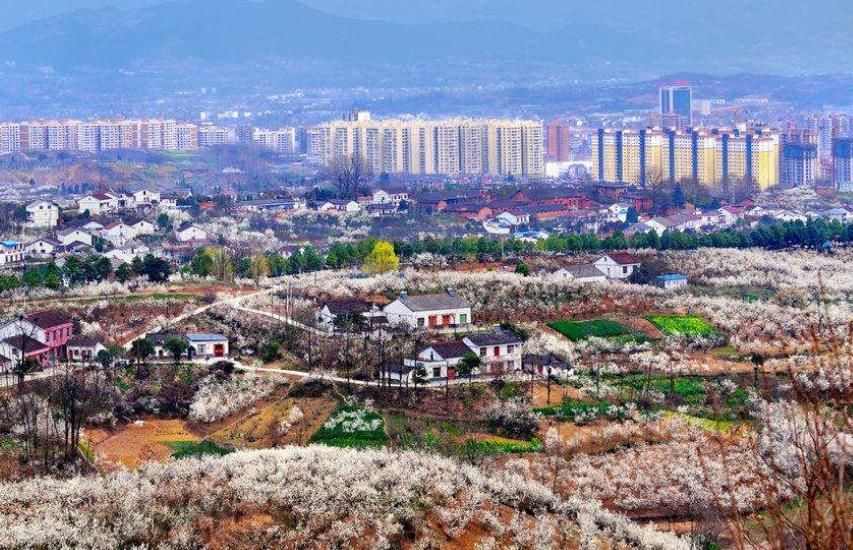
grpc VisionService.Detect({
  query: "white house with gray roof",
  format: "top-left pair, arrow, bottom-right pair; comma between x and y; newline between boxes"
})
382,289 -> 472,329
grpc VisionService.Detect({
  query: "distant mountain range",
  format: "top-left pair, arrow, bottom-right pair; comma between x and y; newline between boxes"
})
0,0 -> 850,77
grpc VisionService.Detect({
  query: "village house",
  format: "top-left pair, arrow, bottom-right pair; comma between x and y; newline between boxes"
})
370,188 -> 409,207
77,193 -> 119,216
0,311 -> 74,366
175,225 -> 208,243
316,199 -> 362,213
103,242 -> 150,264
383,289 -> 472,329
132,189 -> 161,206
462,329 -> 524,375
101,221 -> 138,247
654,273 -> 689,289
25,238 -> 61,258
523,354 -> 573,378
594,252 -> 641,280
316,299 -> 379,332
57,228 -> 93,247
67,335 -> 106,363
81,221 -> 105,232
0,336 -> 51,371
399,341 -> 472,382
553,264 -> 608,283
25,201 -> 60,228
131,220 -> 156,236
0,240 -> 24,265
186,333 -> 229,359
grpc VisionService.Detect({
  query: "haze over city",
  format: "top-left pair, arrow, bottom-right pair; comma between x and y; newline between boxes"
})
0,1 -> 850,549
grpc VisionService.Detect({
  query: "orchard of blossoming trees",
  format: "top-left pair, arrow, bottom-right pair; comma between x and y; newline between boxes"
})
0,244 -> 850,548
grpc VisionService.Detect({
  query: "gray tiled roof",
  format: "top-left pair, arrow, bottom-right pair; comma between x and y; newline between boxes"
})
465,329 -> 523,347
559,264 -> 605,279
428,341 -> 474,360
399,290 -> 470,312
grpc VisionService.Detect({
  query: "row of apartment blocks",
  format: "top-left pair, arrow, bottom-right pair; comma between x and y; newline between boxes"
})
306,113 -> 545,177
0,119 -> 298,155
591,127 -> 781,190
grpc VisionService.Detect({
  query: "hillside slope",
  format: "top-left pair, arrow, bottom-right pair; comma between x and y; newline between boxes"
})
0,446 -> 685,549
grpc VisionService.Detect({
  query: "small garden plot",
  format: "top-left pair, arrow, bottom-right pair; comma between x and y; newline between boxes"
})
548,319 -> 641,342
309,404 -> 389,449
461,435 -> 542,455
536,398 -> 635,424
210,397 -> 337,448
645,315 -> 718,337
164,440 -> 231,459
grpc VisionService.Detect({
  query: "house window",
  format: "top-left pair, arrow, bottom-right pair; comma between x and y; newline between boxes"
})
494,346 -> 500,357
417,318 -> 425,327
432,367 -> 441,378
507,345 -> 515,353
479,347 -> 487,357
623,266 -> 628,274
459,313 -> 468,324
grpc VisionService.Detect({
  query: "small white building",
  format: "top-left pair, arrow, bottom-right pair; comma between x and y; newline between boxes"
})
594,252 -> 641,280
175,225 -> 207,243
78,193 -> 119,216
383,289 -> 472,329
462,329 -> 524,375
67,335 -> 106,363
654,273 -> 689,289
25,238 -> 61,257
132,220 -> 156,236
103,242 -> 150,264
57,228 -> 93,247
0,240 -> 24,265
25,201 -> 60,228
101,221 -> 138,247
186,333 -> 229,359
553,264 -> 607,284
133,189 -> 161,206
317,200 -> 361,213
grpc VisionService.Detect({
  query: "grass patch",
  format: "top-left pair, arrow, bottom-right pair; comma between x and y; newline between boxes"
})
663,411 -> 739,432
646,315 -> 718,337
462,437 -> 542,455
309,404 -> 389,449
535,398 -> 625,422
165,440 -> 231,459
549,319 -> 638,342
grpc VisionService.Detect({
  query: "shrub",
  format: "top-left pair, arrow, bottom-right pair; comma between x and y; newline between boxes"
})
309,404 -> 389,449
483,399 -> 540,439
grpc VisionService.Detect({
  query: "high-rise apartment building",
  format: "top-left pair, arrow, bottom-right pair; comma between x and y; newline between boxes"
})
592,127 -> 780,190
176,123 -> 199,151
833,138 -> 853,191
545,118 -> 572,161
252,127 -> 297,154
307,115 -> 544,177
659,84 -> 693,128
198,125 -> 237,148
0,123 -> 21,154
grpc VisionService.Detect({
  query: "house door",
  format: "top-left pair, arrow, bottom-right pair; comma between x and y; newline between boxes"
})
214,344 -> 225,357
447,367 -> 457,380
442,314 -> 452,326
428,315 -> 438,328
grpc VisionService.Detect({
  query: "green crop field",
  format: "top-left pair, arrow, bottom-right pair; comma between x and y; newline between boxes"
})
549,319 -> 636,342
646,315 -> 717,337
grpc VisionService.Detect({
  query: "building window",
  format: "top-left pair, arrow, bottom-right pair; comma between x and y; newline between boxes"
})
459,314 -> 468,324
479,347 -> 487,357
432,367 -> 441,378
417,318 -> 425,327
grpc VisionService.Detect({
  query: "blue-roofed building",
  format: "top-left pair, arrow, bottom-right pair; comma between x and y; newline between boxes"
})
186,333 -> 229,358
0,240 -> 23,265
653,273 -> 688,289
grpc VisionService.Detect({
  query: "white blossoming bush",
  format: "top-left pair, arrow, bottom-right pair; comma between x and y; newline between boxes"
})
323,406 -> 383,433
0,447 -> 687,549
188,373 -> 281,423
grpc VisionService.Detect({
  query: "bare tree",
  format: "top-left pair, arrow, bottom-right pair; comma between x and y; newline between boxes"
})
329,154 -> 371,199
